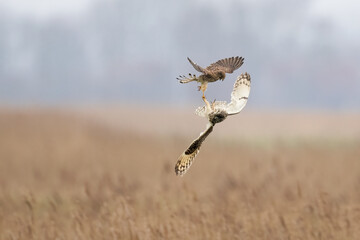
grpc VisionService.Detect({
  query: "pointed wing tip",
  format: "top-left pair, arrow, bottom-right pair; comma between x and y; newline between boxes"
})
240,72 -> 251,81
235,73 -> 251,89
174,159 -> 189,177
175,159 -> 185,176
175,169 -> 184,176
232,56 -> 245,65
175,171 -> 185,177
215,56 -> 245,72
174,151 -> 194,177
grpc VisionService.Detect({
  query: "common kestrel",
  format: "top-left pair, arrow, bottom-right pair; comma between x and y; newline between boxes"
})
177,56 -> 244,101
175,72 -> 251,176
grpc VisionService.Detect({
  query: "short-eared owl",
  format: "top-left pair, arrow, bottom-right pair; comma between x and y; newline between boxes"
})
175,73 -> 251,176
177,56 -> 244,100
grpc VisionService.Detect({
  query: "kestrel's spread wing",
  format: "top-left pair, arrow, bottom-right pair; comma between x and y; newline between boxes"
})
179,56 -> 245,100
208,56 -> 244,73
186,56 -> 244,74
196,73 -> 251,117
175,123 -> 213,176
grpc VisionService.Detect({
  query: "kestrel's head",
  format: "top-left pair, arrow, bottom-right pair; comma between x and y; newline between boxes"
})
217,71 -> 226,80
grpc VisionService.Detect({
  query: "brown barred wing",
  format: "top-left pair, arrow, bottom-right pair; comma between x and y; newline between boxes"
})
175,124 -> 214,176
208,56 -> 244,73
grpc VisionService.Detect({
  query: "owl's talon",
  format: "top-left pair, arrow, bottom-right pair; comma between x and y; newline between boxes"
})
211,99 -> 217,109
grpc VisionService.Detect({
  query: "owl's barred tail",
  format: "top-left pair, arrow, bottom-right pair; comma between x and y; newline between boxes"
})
177,73 -> 198,84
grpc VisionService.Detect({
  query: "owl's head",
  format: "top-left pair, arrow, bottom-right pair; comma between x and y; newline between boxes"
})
209,110 -> 228,125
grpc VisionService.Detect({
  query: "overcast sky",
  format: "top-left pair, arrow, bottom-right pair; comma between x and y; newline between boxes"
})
0,0 -> 359,109
1,0 -> 359,22
0,0 -> 93,18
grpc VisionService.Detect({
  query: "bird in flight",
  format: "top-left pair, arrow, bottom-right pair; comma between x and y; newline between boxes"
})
177,56 -> 244,101
175,72 -> 251,176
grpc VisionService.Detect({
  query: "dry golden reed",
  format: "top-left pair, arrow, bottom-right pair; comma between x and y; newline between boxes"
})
0,109 -> 360,239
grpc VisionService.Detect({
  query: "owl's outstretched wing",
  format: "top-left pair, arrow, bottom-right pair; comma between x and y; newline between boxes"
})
208,56 -> 244,73
225,72 -> 251,115
175,123 -> 213,176
195,73 -> 251,117
187,57 -> 206,73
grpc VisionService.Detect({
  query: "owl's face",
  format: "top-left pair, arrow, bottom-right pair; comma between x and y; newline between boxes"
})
209,110 -> 228,125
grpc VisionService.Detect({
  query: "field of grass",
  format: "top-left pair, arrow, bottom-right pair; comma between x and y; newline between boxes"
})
0,107 -> 360,239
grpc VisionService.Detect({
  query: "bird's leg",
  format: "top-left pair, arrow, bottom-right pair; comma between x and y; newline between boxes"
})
198,82 -> 208,96
200,81 -> 211,108
203,94 -> 211,110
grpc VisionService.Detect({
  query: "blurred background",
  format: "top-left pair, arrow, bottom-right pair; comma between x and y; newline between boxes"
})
0,0 -> 359,109
1,1 -> 360,238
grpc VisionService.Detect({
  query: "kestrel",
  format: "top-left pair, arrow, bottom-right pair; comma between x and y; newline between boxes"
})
177,56 -> 244,101
175,72 -> 251,176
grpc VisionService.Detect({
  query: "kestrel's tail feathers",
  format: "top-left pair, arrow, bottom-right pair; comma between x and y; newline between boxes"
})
177,73 -> 198,84
187,57 -> 206,73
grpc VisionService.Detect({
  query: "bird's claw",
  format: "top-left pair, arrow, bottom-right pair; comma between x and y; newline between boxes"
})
211,99 -> 216,109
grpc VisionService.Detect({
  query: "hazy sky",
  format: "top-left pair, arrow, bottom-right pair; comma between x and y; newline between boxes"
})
1,0 -> 359,109
2,0 -> 359,44
0,0 -> 93,19
1,0 -> 360,24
